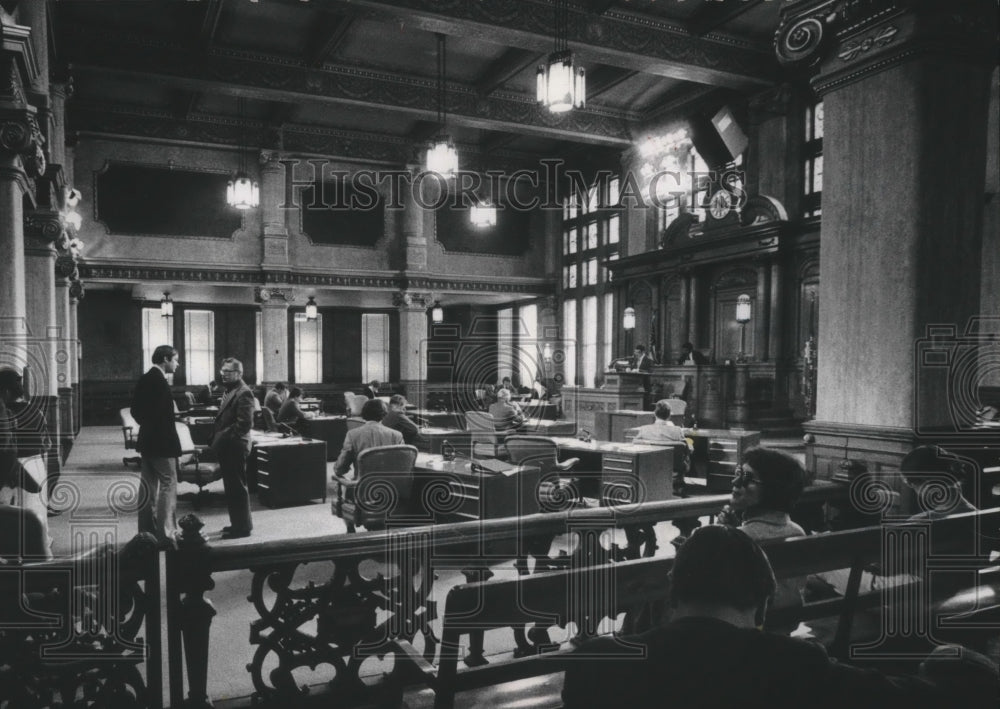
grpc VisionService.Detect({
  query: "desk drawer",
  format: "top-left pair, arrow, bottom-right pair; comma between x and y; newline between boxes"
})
603,454 -> 635,473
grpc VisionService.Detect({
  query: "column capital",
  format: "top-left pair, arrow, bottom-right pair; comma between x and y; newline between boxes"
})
393,290 -> 431,311
55,253 -> 78,281
24,207 -> 63,246
775,0 -> 998,95
0,107 -> 46,178
68,278 -> 84,302
255,286 -> 295,305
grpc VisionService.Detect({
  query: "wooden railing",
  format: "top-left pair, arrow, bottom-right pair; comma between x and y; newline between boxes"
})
162,484 -> 844,708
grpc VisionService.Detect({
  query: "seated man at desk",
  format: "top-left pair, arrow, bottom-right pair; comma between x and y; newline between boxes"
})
334,399 -> 403,478
264,382 -> 288,414
677,342 -> 708,366
489,389 -> 525,432
632,399 -> 686,445
630,344 -> 655,372
382,394 -> 422,446
277,387 -> 314,431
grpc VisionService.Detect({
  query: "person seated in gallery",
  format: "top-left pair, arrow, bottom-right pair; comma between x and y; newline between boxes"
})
489,388 -> 525,433
632,399 -> 687,445
264,382 -> 288,414
899,445 -> 977,521
561,525 -> 998,709
480,383 -> 498,409
497,376 -> 517,395
716,446 -> 807,633
333,399 -> 404,479
276,386 -> 314,430
382,394 -> 422,446
677,342 -> 708,366
364,380 -> 380,399
629,344 -> 655,372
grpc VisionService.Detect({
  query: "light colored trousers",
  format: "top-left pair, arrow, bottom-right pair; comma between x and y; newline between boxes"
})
139,456 -> 177,543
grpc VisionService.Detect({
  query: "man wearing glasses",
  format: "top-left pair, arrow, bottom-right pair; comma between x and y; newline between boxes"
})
211,358 -> 255,539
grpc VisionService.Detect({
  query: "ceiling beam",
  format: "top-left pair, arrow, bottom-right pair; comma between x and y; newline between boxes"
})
268,0 -> 776,88
586,67 -> 639,100
640,85 -> 729,124
171,89 -> 200,120
199,0 -> 225,48
307,15 -> 353,67
475,48 -> 544,97
686,0 -> 765,37
482,131 -> 519,153
63,28 -> 635,147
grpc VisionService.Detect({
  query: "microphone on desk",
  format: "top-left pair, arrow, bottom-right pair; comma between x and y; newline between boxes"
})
277,423 -> 298,437
578,429 -> 593,443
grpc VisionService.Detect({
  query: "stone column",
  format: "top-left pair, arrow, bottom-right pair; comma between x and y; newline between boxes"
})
20,0 -> 49,96
0,158 -> 28,346
69,281 -> 82,433
49,82 -> 69,170
394,291 -> 430,403
768,260 -> 783,363
259,299 -> 290,383
24,215 -> 62,476
679,271 -> 691,348
55,266 -> 74,460
402,164 -> 428,271
754,261 -> 768,362
688,272 -> 701,353
775,0 -> 998,475
260,150 -> 289,273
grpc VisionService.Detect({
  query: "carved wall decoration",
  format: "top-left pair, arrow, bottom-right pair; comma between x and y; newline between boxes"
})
24,209 -> 64,244
774,0 -> 838,68
740,195 -> 789,226
93,161 -> 242,239
838,25 -> 899,61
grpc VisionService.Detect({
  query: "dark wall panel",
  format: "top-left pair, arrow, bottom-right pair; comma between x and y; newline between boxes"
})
79,291 -> 142,382
95,163 -> 241,238
435,206 -> 532,255
216,308 -> 258,384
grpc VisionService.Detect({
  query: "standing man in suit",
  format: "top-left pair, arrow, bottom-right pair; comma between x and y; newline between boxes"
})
334,399 -> 403,478
212,357 -> 255,539
130,345 -> 182,548
630,345 -> 654,372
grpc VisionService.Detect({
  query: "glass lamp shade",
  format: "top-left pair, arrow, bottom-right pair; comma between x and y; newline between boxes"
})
431,302 -> 444,324
160,294 -> 173,318
623,306 -> 636,331
736,294 -> 752,323
426,135 -> 459,177
470,201 -> 497,227
305,296 -> 318,321
226,174 -> 260,209
537,51 -> 586,113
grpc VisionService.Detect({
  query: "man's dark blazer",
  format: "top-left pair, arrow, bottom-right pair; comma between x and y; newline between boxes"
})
676,349 -> 708,365
130,367 -> 181,457
382,409 -> 421,445
634,353 -> 654,372
211,381 -> 255,455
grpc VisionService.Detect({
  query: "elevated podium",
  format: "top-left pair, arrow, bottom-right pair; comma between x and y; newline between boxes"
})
561,371 -> 648,434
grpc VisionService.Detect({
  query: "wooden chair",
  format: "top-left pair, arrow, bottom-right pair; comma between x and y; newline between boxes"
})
503,435 -> 581,511
464,411 -> 507,459
261,407 -> 279,433
333,444 -> 418,533
174,422 -> 222,509
119,407 -> 141,467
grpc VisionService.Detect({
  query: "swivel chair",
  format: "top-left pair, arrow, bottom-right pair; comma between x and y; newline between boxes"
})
174,422 -> 222,509
119,408 -> 141,467
332,444 -> 419,533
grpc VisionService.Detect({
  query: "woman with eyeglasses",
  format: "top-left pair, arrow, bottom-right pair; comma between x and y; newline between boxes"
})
717,446 -> 807,633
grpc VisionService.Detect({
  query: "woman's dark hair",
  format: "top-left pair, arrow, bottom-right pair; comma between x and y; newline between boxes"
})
288,386 -> 303,399
670,525 -> 776,615
361,398 -> 388,421
742,446 -> 805,513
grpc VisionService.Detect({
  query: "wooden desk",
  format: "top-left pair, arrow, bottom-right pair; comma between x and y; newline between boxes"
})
518,400 -> 559,420
593,410 -> 655,441
417,427 -> 473,456
549,438 -> 673,505
253,437 -> 327,508
413,453 -> 542,521
301,415 -> 348,461
300,398 -> 323,413
409,409 -> 465,429
521,418 -> 576,436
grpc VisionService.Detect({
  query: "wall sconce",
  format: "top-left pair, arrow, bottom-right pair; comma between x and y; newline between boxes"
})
305,296 -> 318,321
160,292 -> 173,318
542,343 -> 553,361
431,301 -> 444,324
735,294 -> 751,363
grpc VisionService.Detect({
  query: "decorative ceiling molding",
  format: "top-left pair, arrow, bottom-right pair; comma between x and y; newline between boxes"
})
62,27 -> 635,146
298,0 -> 777,87
68,101 -> 551,174
77,263 -> 554,296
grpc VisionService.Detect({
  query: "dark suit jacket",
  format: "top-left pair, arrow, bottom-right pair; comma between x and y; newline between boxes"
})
276,397 -> 307,426
633,354 -> 654,372
382,410 -> 421,445
562,616 -> 970,709
364,386 -> 379,399
211,381 -> 255,455
676,349 -> 708,365
130,366 -> 181,457
334,421 -> 403,476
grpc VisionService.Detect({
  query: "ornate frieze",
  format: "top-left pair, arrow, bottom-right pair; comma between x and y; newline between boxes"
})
254,286 -> 295,304
392,290 -> 432,309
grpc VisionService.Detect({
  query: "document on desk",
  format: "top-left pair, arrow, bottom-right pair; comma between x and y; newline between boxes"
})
473,458 -> 518,476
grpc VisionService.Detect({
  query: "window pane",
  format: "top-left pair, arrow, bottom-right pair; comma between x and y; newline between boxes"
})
497,307 -> 514,382
294,314 -> 323,384
256,311 -> 263,384
603,292 -> 614,372
568,194 -> 578,220
587,222 -> 598,250
608,177 -> 619,207
608,215 -> 619,244
142,309 -> 174,382
360,313 -> 388,384
519,304 -> 538,388
568,228 -> 577,254
586,258 -> 597,286
814,102 -> 824,139
568,265 -> 577,289
813,155 -> 823,192
563,300 -> 576,386
587,185 -> 598,213
581,296 -> 597,388
183,310 -> 215,386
